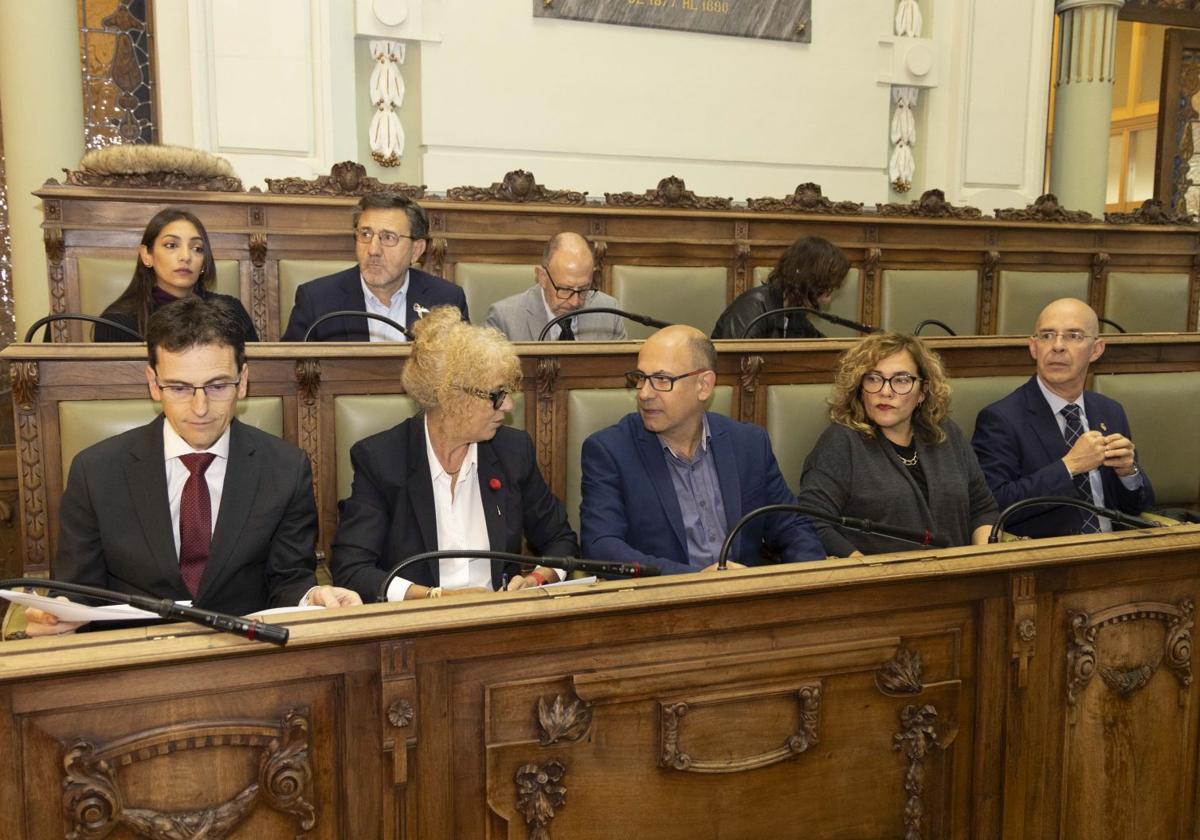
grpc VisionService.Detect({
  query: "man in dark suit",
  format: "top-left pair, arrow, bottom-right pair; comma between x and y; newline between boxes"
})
972,297 -> 1153,538
281,193 -> 468,341
580,325 -> 824,574
26,298 -> 359,636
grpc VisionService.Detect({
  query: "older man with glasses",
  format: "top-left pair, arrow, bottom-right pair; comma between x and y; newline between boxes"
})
25,298 -> 360,637
579,325 -> 822,574
972,297 -> 1154,537
281,192 -> 468,342
486,232 -> 627,341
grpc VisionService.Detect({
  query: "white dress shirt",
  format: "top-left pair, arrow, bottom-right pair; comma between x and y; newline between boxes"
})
361,271 -> 409,342
1036,376 -> 1143,532
539,292 -> 576,340
385,420 -> 493,601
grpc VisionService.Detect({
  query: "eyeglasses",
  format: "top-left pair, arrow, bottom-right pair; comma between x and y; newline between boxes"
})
861,373 -> 922,395
354,227 -> 416,248
543,268 -> 596,301
1032,329 -> 1095,345
460,385 -> 511,410
154,375 -> 242,402
625,369 -> 705,392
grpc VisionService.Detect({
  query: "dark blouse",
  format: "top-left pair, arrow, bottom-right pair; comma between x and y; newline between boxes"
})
95,289 -> 259,343
710,284 -> 823,340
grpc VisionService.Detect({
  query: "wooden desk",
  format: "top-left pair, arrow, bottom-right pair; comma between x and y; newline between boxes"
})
2,528 -> 1197,838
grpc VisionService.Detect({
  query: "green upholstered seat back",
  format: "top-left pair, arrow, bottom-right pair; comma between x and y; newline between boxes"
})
279,260 -> 357,335
78,256 -> 240,324
610,265 -> 728,339
764,383 -> 835,494
947,376 -> 1029,442
456,264 -> 539,326
880,270 -> 978,336
751,267 -> 864,338
1104,273 -> 1190,333
995,271 -> 1089,335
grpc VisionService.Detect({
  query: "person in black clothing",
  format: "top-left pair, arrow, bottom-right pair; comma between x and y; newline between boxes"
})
94,208 -> 258,343
711,236 -> 850,339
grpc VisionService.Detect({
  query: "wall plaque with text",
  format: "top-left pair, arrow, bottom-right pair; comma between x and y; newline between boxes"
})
533,0 -> 812,44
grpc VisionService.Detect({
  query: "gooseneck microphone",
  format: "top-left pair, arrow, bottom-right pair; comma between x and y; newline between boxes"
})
301,310 -> 409,341
536,307 -> 674,341
988,496 -> 1162,543
376,550 -> 661,602
716,503 -> 950,571
0,578 -> 290,646
739,307 -> 876,339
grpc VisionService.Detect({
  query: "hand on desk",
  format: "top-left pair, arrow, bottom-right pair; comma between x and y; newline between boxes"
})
305,586 -> 363,608
505,567 -> 557,591
22,600 -> 85,637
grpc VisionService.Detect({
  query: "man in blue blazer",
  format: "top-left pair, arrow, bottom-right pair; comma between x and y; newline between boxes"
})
581,325 -> 824,574
972,298 -> 1153,538
281,193 -> 467,341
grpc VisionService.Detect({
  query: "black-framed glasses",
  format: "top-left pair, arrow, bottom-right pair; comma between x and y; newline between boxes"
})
543,268 -> 596,301
625,369 -> 705,392
861,373 -> 922,395
459,385 -> 511,410
154,374 -> 242,402
354,227 -> 416,248
1032,329 -> 1095,345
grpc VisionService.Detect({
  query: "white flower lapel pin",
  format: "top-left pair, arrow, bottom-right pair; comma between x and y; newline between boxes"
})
412,303 -> 430,319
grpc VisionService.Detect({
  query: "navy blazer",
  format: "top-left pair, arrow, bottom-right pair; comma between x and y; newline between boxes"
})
580,412 -> 824,573
971,376 -> 1154,537
56,416 -> 319,615
331,416 -> 579,602
281,266 -> 468,341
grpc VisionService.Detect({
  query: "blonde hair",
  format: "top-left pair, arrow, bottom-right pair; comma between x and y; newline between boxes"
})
828,331 -> 950,444
401,306 -> 521,421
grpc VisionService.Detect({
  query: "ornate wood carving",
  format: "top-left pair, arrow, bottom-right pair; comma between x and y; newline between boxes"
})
535,358 -> 560,482
44,198 -> 62,221
63,170 -> 242,192
1066,598 -> 1193,716
733,242 -> 751,297
265,161 -> 424,197
876,188 -> 983,220
994,193 -> 1094,223
747,182 -> 863,214
893,703 -> 953,840
12,362 -> 47,569
738,355 -> 763,424
980,250 -> 1000,334
62,709 -> 315,840
589,239 -> 607,282
536,695 -> 592,746
1106,197 -> 1196,225
514,760 -> 566,840
447,170 -> 586,205
1190,251 -> 1200,332
426,237 -> 448,278
659,685 -> 821,774
295,360 -> 322,500
247,232 -> 269,340
876,647 -> 924,696
861,247 -> 882,326
604,176 -> 731,210
1010,573 -> 1037,689
388,699 -> 414,728
44,227 -> 69,340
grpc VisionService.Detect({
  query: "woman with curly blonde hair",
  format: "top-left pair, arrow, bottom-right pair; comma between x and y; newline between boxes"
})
332,306 -> 577,601
798,332 -> 996,556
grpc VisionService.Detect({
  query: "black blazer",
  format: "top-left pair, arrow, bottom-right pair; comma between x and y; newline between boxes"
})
56,416 -> 319,615
711,284 -> 823,340
96,291 -> 259,343
331,416 -> 579,602
281,266 -> 469,341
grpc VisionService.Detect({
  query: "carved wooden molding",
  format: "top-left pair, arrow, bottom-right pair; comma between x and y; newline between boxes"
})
590,239 -> 607,284
447,170 -> 586,205
44,227 -> 69,340
875,188 -> 982,220
1091,251 -> 1111,284
295,360 -> 322,502
12,362 -> 47,569
426,237 -> 448,278
980,250 -> 1000,334
514,760 -> 566,840
248,232 -> 269,340
747,182 -> 864,214
264,161 -> 424,197
876,647 -> 923,696
737,355 -> 763,424
62,708 -> 315,840
994,193 -> 1094,223
659,684 -> 821,774
892,703 -> 954,840
534,358 -> 560,485
1106,198 -> 1195,225
61,171 -> 243,192
388,699 -> 414,728
1066,598 -> 1194,716
604,176 -> 731,210
537,695 -> 592,746
861,247 -> 882,326
1190,252 -> 1200,332
1010,573 -> 1037,690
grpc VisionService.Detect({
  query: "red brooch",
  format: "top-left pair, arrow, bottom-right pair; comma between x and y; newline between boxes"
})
489,478 -> 502,491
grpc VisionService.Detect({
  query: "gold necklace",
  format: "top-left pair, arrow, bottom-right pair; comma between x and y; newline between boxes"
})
898,451 -> 918,467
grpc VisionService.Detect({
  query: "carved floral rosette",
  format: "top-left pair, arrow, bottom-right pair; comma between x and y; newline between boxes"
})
1105,198 -> 1196,225
62,709 -> 316,840
747,182 -> 863,214
265,161 -> 425,198
605,176 -> 731,210
514,760 -> 566,840
994,193 -> 1094,223
447,170 -> 586,205
875,188 -> 982,219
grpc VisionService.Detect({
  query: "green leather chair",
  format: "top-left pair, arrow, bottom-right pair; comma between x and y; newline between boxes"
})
278,260 -> 356,337
78,256 -> 241,330
947,376 -> 1029,442
995,271 -> 1089,336
880,269 -> 978,336
611,265 -> 728,339
751,267 -> 863,338
456,264 -> 539,327
764,383 -> 835,494
1104,272 -> 1190,333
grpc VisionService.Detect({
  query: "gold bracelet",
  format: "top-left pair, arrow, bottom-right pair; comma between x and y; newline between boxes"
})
426,586 -> 443,599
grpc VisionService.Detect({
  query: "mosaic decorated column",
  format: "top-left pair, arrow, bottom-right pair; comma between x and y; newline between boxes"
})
1050,0 -> 1125,216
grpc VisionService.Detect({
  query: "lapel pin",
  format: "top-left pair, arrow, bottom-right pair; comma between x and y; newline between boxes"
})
1100,422 -> 1108,433
412,303 -> 430,318
489,478 -> 502,491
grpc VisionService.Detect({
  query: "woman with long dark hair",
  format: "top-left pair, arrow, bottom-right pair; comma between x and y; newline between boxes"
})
95,208 -> 257,342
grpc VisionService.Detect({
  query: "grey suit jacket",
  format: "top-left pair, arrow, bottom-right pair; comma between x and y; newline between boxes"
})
56,416 -> 319,615
485,285 -> 628,341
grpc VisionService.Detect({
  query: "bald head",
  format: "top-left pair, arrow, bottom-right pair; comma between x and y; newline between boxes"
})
537,232 -> 596,318
643,324 -> 717,371
1029,297 -> 1105,401
1034,298 -> 1099,336
634,325 -> 717,450
542,232 -> 592,267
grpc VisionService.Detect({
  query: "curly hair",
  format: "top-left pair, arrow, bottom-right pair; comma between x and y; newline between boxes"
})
828,332 -> 950,444
401,306 -> 522,424
766,236 -> 850,308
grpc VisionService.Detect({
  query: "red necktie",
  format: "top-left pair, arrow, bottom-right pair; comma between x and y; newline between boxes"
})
179,452 -> 217,597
